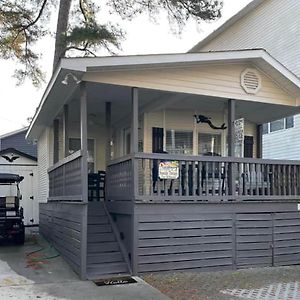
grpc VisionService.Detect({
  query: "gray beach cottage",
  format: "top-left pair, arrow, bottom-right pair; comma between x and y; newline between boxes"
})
26,49 -> 300,279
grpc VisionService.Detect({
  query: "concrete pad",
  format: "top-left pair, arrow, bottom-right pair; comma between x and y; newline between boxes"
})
0,235 -> 170,300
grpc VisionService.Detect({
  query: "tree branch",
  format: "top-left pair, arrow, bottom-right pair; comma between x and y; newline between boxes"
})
22,0 -> 48,30
79,0 -> 88,22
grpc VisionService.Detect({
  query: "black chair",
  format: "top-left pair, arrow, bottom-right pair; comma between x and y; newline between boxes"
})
88,171 -> 106,201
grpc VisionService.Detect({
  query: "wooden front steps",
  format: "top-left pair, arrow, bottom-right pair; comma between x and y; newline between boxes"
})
87,202 -> 130,279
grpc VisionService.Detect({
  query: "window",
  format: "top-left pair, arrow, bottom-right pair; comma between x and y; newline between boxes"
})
166,130 -> 193,155
198,133 -> 221,156
270,119 -> 284,132
262,123 -> 269,135
286,116 -> 294,129
69,138 -> 95,173
263,117 -> 295,134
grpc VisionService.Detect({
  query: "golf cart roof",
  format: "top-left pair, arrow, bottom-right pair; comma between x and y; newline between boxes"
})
0,174 -> 24,184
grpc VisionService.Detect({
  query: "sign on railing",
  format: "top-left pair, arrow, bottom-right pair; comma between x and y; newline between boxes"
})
158,161 -> 179,180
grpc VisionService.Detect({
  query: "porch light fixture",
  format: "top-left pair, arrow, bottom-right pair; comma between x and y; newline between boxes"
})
61,73 -> 81,85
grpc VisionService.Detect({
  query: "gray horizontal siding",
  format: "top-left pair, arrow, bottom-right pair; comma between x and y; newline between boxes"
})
39,202 -> 84,275
274,212 -> 300,266
137,212 -> 234,273
135,203 -> 300,274
236,213 -> 272,268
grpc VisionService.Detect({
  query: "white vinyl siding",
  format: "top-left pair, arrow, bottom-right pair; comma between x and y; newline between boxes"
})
197,0 -> 300,77
263,114 -> 300,160
37,128 -> 51,203
83,64 -> 295,107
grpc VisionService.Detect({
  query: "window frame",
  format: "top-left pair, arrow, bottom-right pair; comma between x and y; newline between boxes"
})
263,116 -> 294,134
198,132 -> 222,156
166,129 -> 194,155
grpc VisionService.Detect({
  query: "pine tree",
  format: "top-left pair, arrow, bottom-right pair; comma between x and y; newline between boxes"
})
0,0 -> 223,86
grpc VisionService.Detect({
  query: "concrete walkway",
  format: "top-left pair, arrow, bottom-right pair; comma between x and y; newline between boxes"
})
0,235 -> 170,300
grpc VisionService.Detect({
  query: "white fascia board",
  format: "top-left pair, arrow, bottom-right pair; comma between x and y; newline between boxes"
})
26,62 -> 63,140
189,0 -> 265,52
80,49 -> 265,72
260,51 -> 300,90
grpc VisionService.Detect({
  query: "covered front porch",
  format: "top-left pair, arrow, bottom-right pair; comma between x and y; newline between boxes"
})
27,50 -> 300,279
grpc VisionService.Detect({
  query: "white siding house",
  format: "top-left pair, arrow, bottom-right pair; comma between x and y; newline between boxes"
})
191,0 -> 300,78
191,0 -> 300,160
263,115 -> 300,159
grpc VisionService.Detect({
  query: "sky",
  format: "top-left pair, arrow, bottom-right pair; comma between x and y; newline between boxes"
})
0,0 -> 252,136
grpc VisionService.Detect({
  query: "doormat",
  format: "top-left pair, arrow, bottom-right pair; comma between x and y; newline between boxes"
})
94,276 -> 137,287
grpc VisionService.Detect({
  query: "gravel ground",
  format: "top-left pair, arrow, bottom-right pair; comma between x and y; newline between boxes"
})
143,266 -> 300,300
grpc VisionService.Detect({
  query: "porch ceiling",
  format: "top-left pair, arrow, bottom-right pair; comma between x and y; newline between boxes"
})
66,84 -> 300,126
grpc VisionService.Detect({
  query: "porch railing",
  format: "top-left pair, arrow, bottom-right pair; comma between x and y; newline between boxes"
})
106,153 -> 300,202
106,155 -> 133,201
48,150 -> 83,201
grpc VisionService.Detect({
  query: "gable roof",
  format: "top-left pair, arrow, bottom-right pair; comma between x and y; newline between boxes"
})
26,49 -> 300,140
0,148 -> 37,162
189,0 -> 265,52
0,127 -> 28,140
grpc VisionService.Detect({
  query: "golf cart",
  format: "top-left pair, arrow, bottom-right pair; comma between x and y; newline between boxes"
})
0,173 -> 25,245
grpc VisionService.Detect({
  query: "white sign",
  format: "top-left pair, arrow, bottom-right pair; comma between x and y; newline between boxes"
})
159,161 -> 179,180
234,118 -> 244,158
234,118 -> 244,143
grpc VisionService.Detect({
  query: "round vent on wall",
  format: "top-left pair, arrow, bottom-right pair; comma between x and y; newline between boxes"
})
241,68 -> 262,94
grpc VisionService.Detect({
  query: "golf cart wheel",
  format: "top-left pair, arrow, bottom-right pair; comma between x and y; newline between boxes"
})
15,230 -> 25,245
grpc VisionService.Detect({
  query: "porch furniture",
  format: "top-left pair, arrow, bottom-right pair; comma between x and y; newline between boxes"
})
88,171 -> 106,202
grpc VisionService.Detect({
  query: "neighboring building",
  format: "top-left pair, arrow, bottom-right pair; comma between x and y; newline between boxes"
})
191,0 -> 300,160
191,0 -> 300,77
0,128 -> 38,226
26,49 -> 300,279
262,116 -> 300,159
0,127 -> 37,158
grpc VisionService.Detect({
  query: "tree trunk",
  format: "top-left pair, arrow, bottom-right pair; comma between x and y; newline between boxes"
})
53,0 -> 72,72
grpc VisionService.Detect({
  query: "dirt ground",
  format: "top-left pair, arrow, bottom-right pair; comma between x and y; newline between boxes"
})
143,266 -> 300,300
